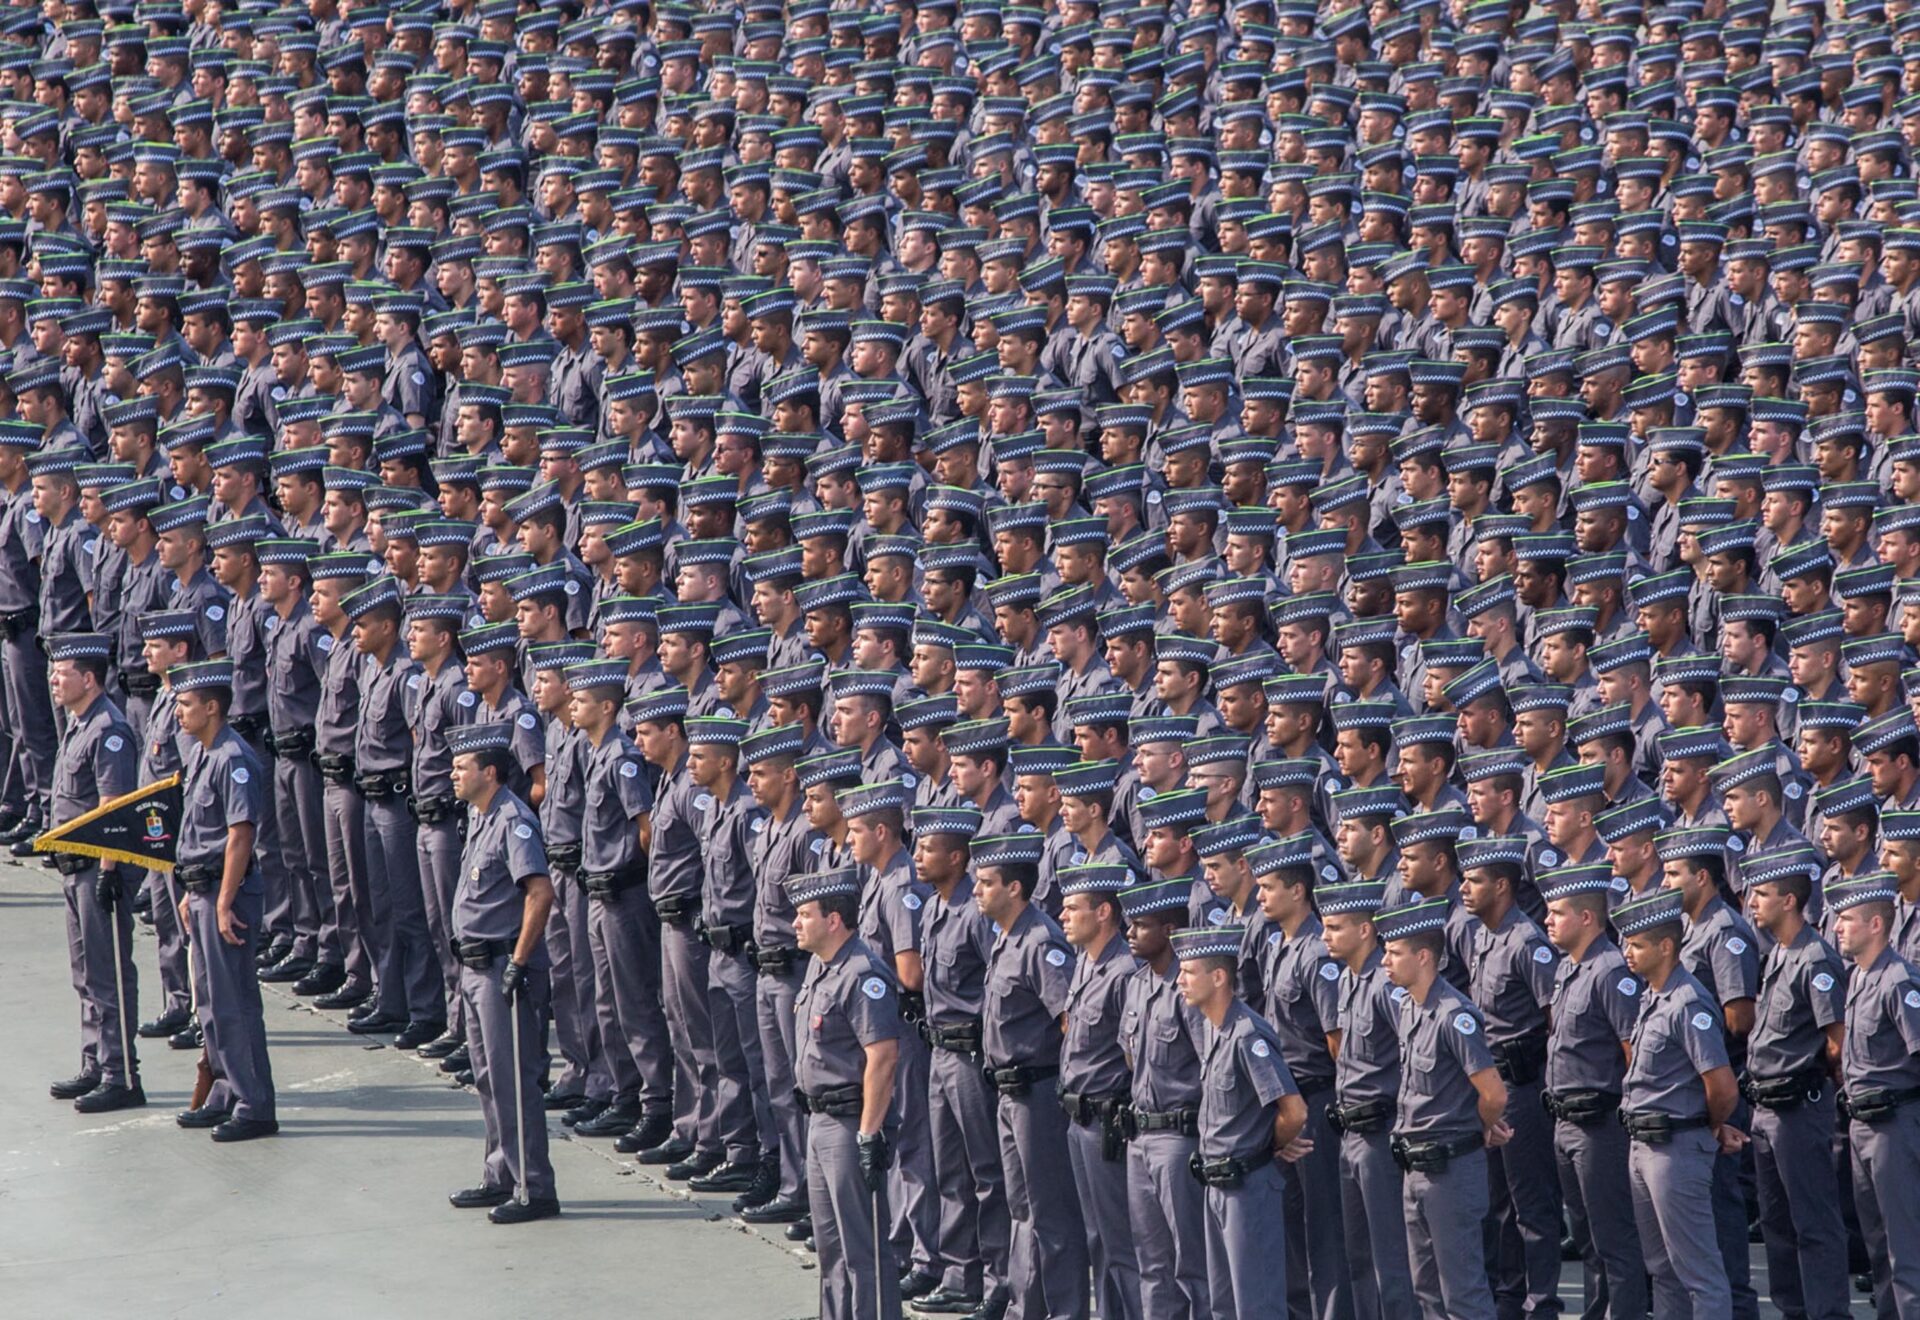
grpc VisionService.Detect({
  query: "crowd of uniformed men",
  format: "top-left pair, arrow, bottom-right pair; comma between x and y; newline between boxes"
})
20,0 -> 1920,1315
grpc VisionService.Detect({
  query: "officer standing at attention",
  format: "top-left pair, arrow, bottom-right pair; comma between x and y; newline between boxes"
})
44,632 -> 144,1112
1176,921 -> 1307,1320
1740,846 -> 1850,1320
973,831 -> 1089,1320
1614,886 -> 1744,1317
789,865 -> 904,1320
1055,862 -> 1144,1320
1379,895 -> 1509,1320
443,720 -> 560,1223
1831,872 -> 1920,1314
1538,863 -> 1648,1320
1117,877 -> 1211,1320
169,659 -> 278,1142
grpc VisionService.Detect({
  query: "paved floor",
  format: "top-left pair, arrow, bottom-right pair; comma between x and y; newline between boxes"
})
0,861 -> 819,1319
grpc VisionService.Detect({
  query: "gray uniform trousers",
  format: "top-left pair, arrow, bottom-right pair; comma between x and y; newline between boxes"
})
459,958 -> 556,1200
1752,1092 -> 1851,1320
1205,1159 -> 1289,1320
545,866 -> 609,1101
361,796 -> 439,1022
273,754 -> 337,965
756,963 -> 808,1200
1284,1090 -> 1354,1320
1850,1107 -> 1920,1318
710,943 -> 775,1158
889,1028 -> 937,1271
1711,1102 -> 1760,1320
417,818 -> 467,1035
1340,1129 -> 1415,1319
0,666 -> 17,816
1,629 -> 54,820
807,1112 -> 902,1320
148,865 -> 191,1016
997,1088 -> 1089,1320
1404,1146 -> 1498,1320
63,864 -> 138,1086
237,729 -> 289,947
1065,1118 -> 1142,1320
185,888 -> 275,1122
587,883 -> 675,1113
1127,1129 -> 1208,1320
928,1046 -> 1010,1297
1553,1115 -> 1648,1320
709,942 -> 773,1162
660,919 -> 723,1151
1628,1128 -> 1730,1319
1486,1078 -> 1564,1317
322,782 -> 374,991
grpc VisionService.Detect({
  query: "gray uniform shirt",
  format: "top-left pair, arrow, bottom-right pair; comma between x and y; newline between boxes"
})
451,786 -> 549,964
579,730 -> 653,875
178,725 -> 267,894
38,506 -> 93,632
537,721 -> 587,851
313,627 -> 361,757
701,779 -> 764,930
1336,948 -> 1406,1106
1264,915 -> 1341,1091
1197,999 -> 1299,1163
982,902 -> 1074,1069
750,801 -> 821,951
857,846 -> 927,967
409,661 -> 472,801
263,601 -> 324,736
1841,946 -> 1920,1102
1545,938 -> 1640,1094
1061,929 -> 1139,1097
51,693 -> 138,836
644,750 -> 702,902
794,934 -> 901,1094
168,566 -> 232,660
1121,959 -> 1208,1113
1394,978 -> 1497,1140
1748,923 -> 1847,1080
1623,966 -> 1729,1120
922,876 -> 994,1027
354,647 -> 419,773
1469,905 -> 1558,1046
224,588 -> 271,719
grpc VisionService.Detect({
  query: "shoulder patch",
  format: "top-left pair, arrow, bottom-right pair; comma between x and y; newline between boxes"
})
1726,936 -> 1747,956
695,791 -> 715,811
1250,1038 -> 1270,1057
1208,907 -> 1229,926
231,766 -> 250,784
457,690 -> 477,707
1453,1012 -> 1478,1036
407,672 -> 422,689
263,614 -> 278,632
1045,946 -> 1069,967
1617,976 -> 1638,997
516,712 -> 537,730
1319,960 -> 1340,981
1905,989 -> 1920,1009
901,771 -> 917,788
1532,944 -> 1552,964
619,760 -> 638,778
105,734 -> 124,752
1784,781 -> 1804,800
513,822 -> 533,840
811,837 -> 827,855
1389,985 -> 1408,1002
1812,972 -> 1835,993
1691,1010 -> 1714,1031
1538,848 -> 1559,867
1137,785 -> 1157,802
564,579 -> 580,596
751,816 -> 767,833
206,604 -> 224,622
862,976 -> 887,1000
902,892 -> 922,910
1321,863 -> 1339,882
1017,822 -> 1037,833
1726,835 -> 1746,853
1610,875 -> 1629,892
317,634 -> 334,652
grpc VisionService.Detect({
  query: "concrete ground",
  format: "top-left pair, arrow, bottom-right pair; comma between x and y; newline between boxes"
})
0,859 -> 819,1319
0,855 -> 1879,1317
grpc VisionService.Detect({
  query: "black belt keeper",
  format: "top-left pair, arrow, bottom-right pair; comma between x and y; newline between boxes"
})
1621,1111 -> 1711,1144
923,1018 -> 983,1055
449,936 -> 513,969
1059,1089 -> 1130,1126
985,1062 -> 1060,1096
354,770 -> 411,800
545,844 -> 582,869
655,893 -> 696,925
316,753 -> 357,785
1188,1152 -> 1264,1188
1330,1097 -> 1396,1134
271,729 -> 315,760
414,795 -> 458,825
1493,1033 -> 1549,1088
1844,1086 -> 1920,1124
174,863 -> 218,890
1390,1131 -> 1485,1172
1744,1069 -> 1831,1110
755,946 -> 800,974
794,1085 -> 863,1117
1134,1107 -> 1200,1136
1544,1089 -> 1622,1125
701,921 -> 754,955
584,866 -> 645,899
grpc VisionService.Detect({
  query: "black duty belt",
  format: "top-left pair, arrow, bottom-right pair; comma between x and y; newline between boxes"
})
985,1062 -> 1059,1096
315,753 -> 357,785
655,892 -> 696,925
1621,1111 -> 1711,1144
1744,1068 -> 1831,1111
230,714 -> 267,741
755,945 -> 800,975
1329,1097 -> 1395,1134
122,671 -> 161,697
1543,1090 -> 1622,1125
270,727 -> 315,759
175,863 -> 219,893
922,1018 -> 982,1055
701,920 -> 754,955
1188,1152 -> 1269,1188
0,605 -> 39,638
355,769 -> 411,800
1059,1088 -> 1129,1126
1133,1106 -> 1199,1136
795,1085 -> 862,1117
584,866 -> 645,899
414,795 -> 459,825
545,844 -> 581,869
52,853 -> 93,876
1492,1032 -> 1549,1088
1390,1130 -> 1485,1172
1844,1086 -> 1920,1124
450,936 -> 513,969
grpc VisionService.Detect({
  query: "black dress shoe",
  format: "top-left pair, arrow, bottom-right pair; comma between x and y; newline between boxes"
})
347,1000 -> 382,1023
438,1044 -> 472,1073
664,1149 -> 724,1181
961,1290 -> 1010,1320
543,1090 -> 585,1112
210,1116 -> 279,1143
573,1099 -> 642,1137
255,939 -> 293,969
785,1217 -> 813,1242
311,983 -> 370,1011
1,814 -> 43,844
392,1020 -> 447,1051
50,1071 -> 101,1100
687,1159 -> 760,1193
899,1267 -> 941,1301
259,957 -> 313,984
73,1082 -> 146,1114
618,1112 -> 679,1151
137,1007 -> 190,1039
176,1105 -> 231,1129
0,806 -> 21,836
911,1288 -> 984,1315
453,1069 -> 474,1086
449,1185 -> 513,1209
417,1030 -> 463,1060
563,1097 -> 608,1128
635,1133 -> 695,1165
731,1159 -> 780,1212
169,1023 -> 203,1050
9,831 -> 44,857
488,1196 -> 560,1225
347,1011 -> 407,1036
741,1194 -> 809,1225
292,963 -> 347,997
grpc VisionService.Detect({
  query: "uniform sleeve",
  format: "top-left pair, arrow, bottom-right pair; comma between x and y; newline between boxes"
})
1600,969 -> 1645,1042
843,966 -> 903,1047
1307,954 -> 1342,1029
1708,931 -> 1761,1003
1519,934 -> 1559,1009
1238,1030 -> 1299,1105
92,725 -> 139,802
1442,1003 -> 1498,1076
509,708 -> 544,770
502,811 -> 549,884
611,753 -> 653,817
1678,997 -> 1733,1075
1033,938 -> 1074,1017
217,749 -> 263,827
883,887 -> 921,956
1806,954 -> 1847,1031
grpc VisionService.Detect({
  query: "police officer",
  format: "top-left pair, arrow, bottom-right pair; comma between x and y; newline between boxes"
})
134,609 -> 198,1046
168,659 -> 278,1142
443,720 -> 560,1224
44,632 -> 144,1112
308,552 -> 378,1016
1614,886 -> 1744,1316
789,865 -> 904,1320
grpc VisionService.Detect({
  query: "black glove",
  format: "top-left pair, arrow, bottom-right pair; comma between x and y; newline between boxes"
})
857,1129 -> 892,1192
501,959 -> 529,1002
95,870 -> 121,908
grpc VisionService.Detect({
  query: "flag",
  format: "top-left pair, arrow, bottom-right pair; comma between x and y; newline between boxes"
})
32,774 -> 182,871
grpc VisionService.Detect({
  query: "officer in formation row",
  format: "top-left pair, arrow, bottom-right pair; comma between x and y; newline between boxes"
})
16,0 -> 1920,1313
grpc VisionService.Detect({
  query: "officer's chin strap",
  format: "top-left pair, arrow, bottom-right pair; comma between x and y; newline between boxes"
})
509,981 -> 529,1206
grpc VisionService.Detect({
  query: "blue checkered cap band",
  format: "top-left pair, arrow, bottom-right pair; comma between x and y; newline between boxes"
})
1442,660 -> 1502,707
1538,763 -> 1606,801
46,632 -> 113,661
1192,816 -> 1264,857
1883,810 -> 1920,842
911,805 -> 983,837
1374,897 -> 1451,941
1119,879 -> 1197,919
1855,709 -> 1919,755
795,749 -> 862,789
1707,747 -> 1781,791
1459,749 -> 1527,782
1826,873 -> 1900,912
1334,785 -> 1405,822
139,609 -> 199,640
941,718 -> 1009,756
1316,880 -> 1387,914
1454,834 -> 1532,870
626,686 -> 691,724
168,659 -> 233,692
1251,758 -> 1322,790
1244,833 -> 1315,876
1391,807 -> 1472,847
1740,845 -> 1821,889
1811,775 -> 1876,819
342,575 -> 403,618
1612,887 -> 1687,935
1654,825 -> 1733,861
446,722 -> 512,757
1536,863 -> 1616,901
836,779 -> 910,817
971,833 -> 1045,867
1058,863 -> 1136,896
740,722 -> 807,764
1568,703 -> 1633,745
1508,684 -> 1574,714
1138,788 -> 1210,831
786,868 -> 862,906
1171,925 -> 1247,961
1595,796 -> 1667,842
